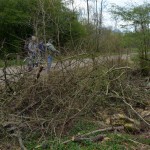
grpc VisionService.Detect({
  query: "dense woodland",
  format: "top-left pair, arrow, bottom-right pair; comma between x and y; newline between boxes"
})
0,0 -> 86,53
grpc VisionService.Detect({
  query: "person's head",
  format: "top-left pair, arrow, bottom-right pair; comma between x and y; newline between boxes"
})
31,36 -> 37,41
48,39 -> 53,43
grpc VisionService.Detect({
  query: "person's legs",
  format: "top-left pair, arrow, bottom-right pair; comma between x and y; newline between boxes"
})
27,52 -> 34,71
47,55 -> 53,73
32,52 -> 38,67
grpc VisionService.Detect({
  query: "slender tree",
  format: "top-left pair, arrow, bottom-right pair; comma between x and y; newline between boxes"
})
111,3 -> 150,75
86,0 -> 90,24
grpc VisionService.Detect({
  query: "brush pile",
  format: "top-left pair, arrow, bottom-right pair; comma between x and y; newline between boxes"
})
0,55 -> 149,149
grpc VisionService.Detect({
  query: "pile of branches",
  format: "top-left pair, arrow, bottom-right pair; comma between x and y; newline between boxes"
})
0,54 -> 150,149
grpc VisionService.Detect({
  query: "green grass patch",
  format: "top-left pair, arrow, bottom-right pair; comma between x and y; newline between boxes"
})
69,120 -> 100,136
0,59 -> 25,67
25,120 -> 150,150
26,133 -> 148,150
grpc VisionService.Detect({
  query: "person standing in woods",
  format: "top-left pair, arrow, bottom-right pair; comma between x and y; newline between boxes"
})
23,35 -> 40,71
28,36 -> 39,67
24,36 -> 59,72
45,39 -> 60,72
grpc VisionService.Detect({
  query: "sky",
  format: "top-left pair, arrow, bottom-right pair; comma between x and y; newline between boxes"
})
64,0 -> 146,30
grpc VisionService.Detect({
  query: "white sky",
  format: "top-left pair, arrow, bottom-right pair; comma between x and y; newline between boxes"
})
64,0 -> 147,30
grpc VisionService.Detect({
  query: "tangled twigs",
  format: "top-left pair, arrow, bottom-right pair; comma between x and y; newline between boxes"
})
1,54 -> 150,149
116,134 -> 150,148
2,121 -> 27,150
35,65 -> 44,81
119,83 -> 150,126
12,130 -> 27,150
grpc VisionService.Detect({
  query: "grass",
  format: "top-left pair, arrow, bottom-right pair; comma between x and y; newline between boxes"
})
24,120 -> 150,150
68,120 -> 100,136
25,132 -> 150,150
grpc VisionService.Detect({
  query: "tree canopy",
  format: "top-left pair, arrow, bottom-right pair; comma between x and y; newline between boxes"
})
111,2 -> 150,75
0,0 -> 86,54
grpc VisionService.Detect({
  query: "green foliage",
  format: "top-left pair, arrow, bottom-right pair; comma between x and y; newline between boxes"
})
111,2 -> 150,75
101,31 -> 123,54
69,120 -> 99,136
0,0 -> 32,53
0,0 -> 86,54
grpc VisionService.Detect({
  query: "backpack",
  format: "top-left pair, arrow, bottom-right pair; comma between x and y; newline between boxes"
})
24,38 -> 30,51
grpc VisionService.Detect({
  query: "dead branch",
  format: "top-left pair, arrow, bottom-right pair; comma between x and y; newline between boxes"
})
79,126 -> 124,138
128,138 -> 150,148
1,50 -> 149,149
120,83 -> 150,126
35,65 -> 44,81
63,134 -> 105,144
62,126 -> 124,144
12,131 -> 27,150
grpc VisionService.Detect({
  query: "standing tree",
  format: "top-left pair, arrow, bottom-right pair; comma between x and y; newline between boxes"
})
86,0 -> 90,24
99,0 -> 107,34
111,3 -> 150,75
